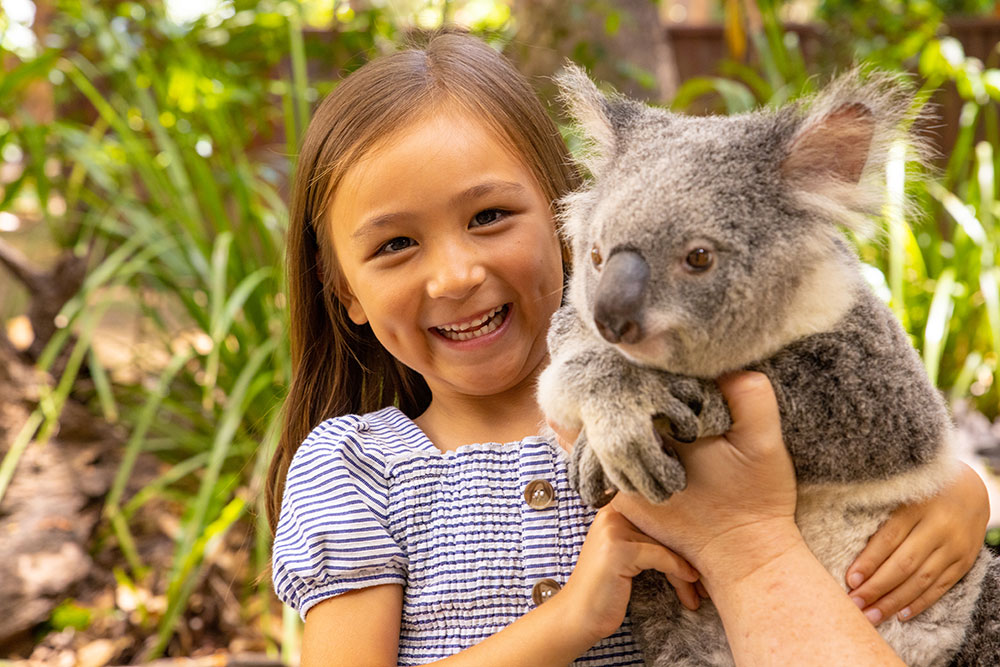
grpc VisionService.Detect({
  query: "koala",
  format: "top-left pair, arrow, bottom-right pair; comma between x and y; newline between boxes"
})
537,65 -> 1000,666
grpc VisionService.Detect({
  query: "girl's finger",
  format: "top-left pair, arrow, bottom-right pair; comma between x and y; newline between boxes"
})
864,560 -> 961,625
845,507 -> 921,590
849,535 -> 935,609
634,542 -> 700,583
695,580 -> 710,599
546,420 -> 580,453
891,560 -> 972,622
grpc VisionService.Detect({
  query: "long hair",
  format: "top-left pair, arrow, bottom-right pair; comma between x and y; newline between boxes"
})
265,30 -> 580,534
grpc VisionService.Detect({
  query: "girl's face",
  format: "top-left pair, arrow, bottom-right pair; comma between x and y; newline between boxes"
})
328,106 -> 564,402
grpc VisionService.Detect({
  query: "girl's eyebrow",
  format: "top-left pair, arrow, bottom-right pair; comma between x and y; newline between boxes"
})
351,180 -> 527,241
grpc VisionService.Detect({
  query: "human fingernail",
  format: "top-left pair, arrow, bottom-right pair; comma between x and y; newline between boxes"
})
898,607 -> 912,621
851,596 -> 865,609
848,572 -> 864,589
864,608 -> 883,624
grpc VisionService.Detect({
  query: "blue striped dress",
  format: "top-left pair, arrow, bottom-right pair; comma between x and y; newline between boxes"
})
272,406 -> 644,665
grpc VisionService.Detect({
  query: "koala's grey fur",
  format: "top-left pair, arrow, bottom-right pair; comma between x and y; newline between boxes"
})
537,65 -> 1000,666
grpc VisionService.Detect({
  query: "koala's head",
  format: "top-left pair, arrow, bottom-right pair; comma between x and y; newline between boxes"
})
557,65 -> 927,377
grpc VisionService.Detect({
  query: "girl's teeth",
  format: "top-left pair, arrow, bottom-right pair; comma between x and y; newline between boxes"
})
438,305 -> 507,341
439,305 -> 503,333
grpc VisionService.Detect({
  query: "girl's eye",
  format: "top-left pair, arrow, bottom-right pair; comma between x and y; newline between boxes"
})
471,208 -> 507,228
376,236 -> 416,256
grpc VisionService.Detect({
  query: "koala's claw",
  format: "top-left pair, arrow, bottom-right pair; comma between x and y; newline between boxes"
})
570,433 -> 619,507
634,433 -> 687,501
652,391 -> 701,444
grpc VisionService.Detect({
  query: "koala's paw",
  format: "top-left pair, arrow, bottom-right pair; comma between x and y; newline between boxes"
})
579,412 -> 688,505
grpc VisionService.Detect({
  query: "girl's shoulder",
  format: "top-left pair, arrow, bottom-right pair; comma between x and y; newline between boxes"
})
295,406 -> 434,465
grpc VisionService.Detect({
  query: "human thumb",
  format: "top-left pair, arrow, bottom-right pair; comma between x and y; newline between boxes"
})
716,371 -> 783,455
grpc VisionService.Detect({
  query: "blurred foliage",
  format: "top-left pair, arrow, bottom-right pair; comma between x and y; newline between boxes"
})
2,0 -> 1000,661
814,0 -> 997,68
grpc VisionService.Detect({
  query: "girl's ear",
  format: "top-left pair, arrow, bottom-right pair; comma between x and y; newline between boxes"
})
318,252 -> 368,325
335,275 -> 368,326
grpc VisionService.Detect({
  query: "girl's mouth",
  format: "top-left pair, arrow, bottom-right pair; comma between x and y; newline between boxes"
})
434,304 -> 510,341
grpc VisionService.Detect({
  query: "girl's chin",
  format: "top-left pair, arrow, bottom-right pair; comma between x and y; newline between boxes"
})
433,354 -> 549,400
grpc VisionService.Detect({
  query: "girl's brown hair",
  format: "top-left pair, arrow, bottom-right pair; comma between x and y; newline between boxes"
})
265,30 -> 580,534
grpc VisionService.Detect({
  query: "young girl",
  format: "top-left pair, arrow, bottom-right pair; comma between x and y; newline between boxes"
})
266,31 -> 989,665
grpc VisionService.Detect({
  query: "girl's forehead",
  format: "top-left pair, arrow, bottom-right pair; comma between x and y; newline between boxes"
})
366,104 -> 515,165
336,105 -> 539,202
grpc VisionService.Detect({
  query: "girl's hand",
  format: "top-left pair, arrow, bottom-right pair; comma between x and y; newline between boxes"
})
845,462 -> 989,625
557,504 -> 700,643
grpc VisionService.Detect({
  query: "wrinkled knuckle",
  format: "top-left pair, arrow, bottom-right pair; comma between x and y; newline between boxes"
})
932,579 -> 952,598
961,553 -> 979,571
877,526 -> 903,547
895,553 -> 918,577
911,567 -> 932,586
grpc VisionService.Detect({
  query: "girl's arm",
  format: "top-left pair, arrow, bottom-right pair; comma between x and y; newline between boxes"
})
845,462 -> 989,624
302,585 -> 403,666
613,372 -> 905,666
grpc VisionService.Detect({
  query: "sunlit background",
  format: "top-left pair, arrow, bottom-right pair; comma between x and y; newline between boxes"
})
1,1 -> 999,665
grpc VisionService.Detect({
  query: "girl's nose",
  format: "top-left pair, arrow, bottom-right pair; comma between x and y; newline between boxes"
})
426,247 -> 487,300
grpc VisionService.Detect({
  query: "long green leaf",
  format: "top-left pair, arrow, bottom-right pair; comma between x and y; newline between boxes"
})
923,269 -> 956,386
0,411 -> 45,506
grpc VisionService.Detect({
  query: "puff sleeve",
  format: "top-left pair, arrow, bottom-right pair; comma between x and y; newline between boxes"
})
271,416 -> 408,619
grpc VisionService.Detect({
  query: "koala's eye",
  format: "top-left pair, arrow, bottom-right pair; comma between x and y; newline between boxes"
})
685,248 -> 713,271
591,245 -> 603,270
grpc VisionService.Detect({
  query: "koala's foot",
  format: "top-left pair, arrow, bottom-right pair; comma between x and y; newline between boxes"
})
569,432 -> 618,507
572,413 -> 687,506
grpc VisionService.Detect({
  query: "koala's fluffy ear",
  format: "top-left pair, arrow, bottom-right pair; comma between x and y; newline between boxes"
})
782,102 -> 875,187
556,64 -> 641,177
780,68 -> 932,234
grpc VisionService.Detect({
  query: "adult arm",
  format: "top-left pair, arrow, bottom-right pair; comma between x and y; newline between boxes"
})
611,372 -> 905,667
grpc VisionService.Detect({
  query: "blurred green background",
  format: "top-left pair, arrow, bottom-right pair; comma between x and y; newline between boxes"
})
1,0 -> 999,663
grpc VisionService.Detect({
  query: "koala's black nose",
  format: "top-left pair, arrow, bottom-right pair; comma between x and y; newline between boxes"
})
593,248 -> 649,344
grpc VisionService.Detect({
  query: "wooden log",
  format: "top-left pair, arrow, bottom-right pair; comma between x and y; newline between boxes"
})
0,345 -> 120,650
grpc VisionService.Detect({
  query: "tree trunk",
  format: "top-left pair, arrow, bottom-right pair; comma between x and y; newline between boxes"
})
509,0 -> 679,105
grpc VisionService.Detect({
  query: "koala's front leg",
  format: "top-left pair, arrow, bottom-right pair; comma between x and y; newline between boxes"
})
539,305 -> 724,505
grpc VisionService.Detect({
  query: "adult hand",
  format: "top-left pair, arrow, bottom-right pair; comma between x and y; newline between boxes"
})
610,371 -> 800,580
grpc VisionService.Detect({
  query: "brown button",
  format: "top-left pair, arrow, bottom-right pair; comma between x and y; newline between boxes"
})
531,578 -> 561,606
524,479 -> 555,510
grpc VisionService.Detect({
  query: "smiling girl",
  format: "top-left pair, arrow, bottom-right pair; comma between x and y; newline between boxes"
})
266,31 -> 988,666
